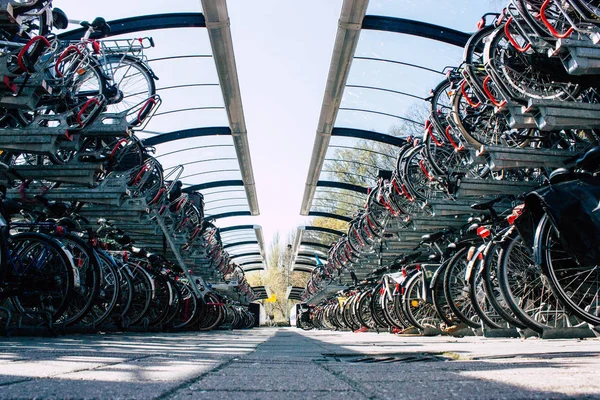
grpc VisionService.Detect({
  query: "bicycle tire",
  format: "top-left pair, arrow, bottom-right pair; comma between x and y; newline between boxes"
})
443,247 -> 480,329
536,213 -> 600,325
8,232 -> 74,322
100,55 -> 156,125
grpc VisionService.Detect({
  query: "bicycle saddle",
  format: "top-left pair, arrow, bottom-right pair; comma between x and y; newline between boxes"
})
470,195 -> 508,211
421,230 -> 446,244
549,168 -> 584,185
2,199 -> 23,216
115,234 -> 133,246
80,17 -> 111,35
52,7 -> 68,30
78,153 -> 108,163
56,217 -> 78,231
576,145 -> 600,172
34,195 -> 69,217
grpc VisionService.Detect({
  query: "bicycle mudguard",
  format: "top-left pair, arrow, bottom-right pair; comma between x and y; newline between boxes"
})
524,177 -> 600,267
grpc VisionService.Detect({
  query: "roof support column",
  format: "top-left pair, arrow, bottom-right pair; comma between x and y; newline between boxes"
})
301,0 -> 370,215
200,0 -> 260,215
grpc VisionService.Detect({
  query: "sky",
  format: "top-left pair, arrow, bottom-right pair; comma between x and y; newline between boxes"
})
54,0 -> 502,248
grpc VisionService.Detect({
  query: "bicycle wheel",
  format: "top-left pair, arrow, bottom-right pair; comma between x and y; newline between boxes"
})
8,232 -> 74,322
498,227 -> 583,333
100,55 -> 156,125
443,247 -> 480,329
484,24 -> 580,102
198,292 -> 225,331
143,271 -> 171,327
481,241 -> 528,329
54,234 -> 101,326
108,256 -> 133,322
468,249 -> 511,329
432,261 -> 460,326
536,213 -> 600,325
122,262 -> 154,327
403,271 -> 443,331
78,249 -> 120,328
369,288 -> 390,330
21,61 -> 107,129
355,291 -> 377,329
172,282 -> 199,329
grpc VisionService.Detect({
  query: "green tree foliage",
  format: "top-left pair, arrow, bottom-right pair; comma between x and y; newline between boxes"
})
244,231 -> 309,323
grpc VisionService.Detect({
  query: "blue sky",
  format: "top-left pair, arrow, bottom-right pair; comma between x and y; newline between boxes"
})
56,0 -> 502,246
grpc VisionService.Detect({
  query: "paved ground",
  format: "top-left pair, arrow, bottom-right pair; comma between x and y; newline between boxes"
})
0,328 -> 599,399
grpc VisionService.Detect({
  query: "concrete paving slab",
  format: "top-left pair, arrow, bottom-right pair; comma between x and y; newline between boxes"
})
171,390 -> 369,400
0,328 -> 598,399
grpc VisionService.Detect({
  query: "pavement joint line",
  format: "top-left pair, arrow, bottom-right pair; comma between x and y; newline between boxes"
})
314,360 -> 380,400
0,353 -> 156,388
155,357 -> 238,400
158,330 -> 277,399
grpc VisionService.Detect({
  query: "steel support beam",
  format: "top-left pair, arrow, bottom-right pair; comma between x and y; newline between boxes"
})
205,211 -> 251,220
304,226 -> 345,237
58,13 -> 207,40
332,127 -> 407,147
142,127 -> 231,146
317,180 -> 368,194
301,0 -> 370,215
200,0 -> 259,215
308,211 -> 352,223
361,15 -> 471,48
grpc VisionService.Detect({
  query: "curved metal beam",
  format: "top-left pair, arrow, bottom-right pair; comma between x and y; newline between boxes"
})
183,180 -> 244,193
142,127 -> 231,146
317,180 -> 368,195
346,84 -> 428,101
362,15 -> 472,48
301,241 -> 332,250
338,107 -> 425,127
298,252 -> 327,259
243,265 -> 265,272
295,261 -> 318,268
292,265 -> 316,273
222,240 -> 258,249
332,127 -> 407,147
204,211 -> 252,220
230,251 -> 261,260
308,211 -> 352,223
304,226 -> 345,237
218,224 -> 257,233
58,13 -> 206,40
239,261 -> 264,267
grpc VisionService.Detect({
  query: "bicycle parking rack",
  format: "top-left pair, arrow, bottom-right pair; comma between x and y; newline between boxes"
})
549,37 -> 600,76
482,326 -> 520,338
541,326 -> 597,340
524,99 -> 600,131
477,145 -> 574,171
0,161 -> 103,186
428,198 -> 482,216
495,101 -> 537,130
80,112 -> 132,137
455,177 -> 539,197
11,174 -> 130,206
